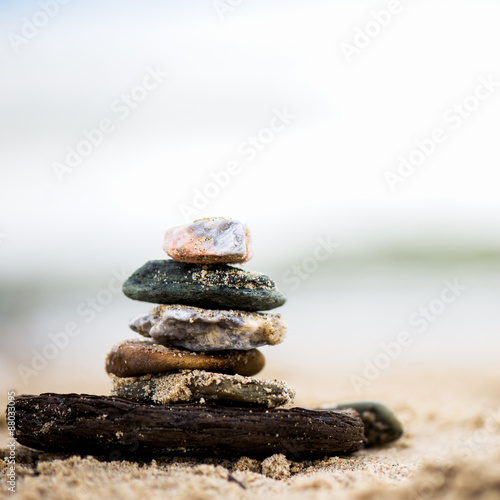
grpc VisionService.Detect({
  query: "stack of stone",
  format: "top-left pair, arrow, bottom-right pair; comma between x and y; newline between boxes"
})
12,218 -> 402,458
106,217 -> 295,408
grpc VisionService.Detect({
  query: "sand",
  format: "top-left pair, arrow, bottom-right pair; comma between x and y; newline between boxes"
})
1,365 -> 500,499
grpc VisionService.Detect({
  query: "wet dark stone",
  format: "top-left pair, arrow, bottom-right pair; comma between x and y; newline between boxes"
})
122,260 -> 286,311
332,400 -> 404,447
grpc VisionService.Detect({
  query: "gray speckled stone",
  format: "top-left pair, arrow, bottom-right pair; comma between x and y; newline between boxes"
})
122,260 -> 286,311
129,304 -> 286,351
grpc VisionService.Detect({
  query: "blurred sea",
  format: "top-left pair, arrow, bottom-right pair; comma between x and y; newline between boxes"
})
1,249 -> 499,392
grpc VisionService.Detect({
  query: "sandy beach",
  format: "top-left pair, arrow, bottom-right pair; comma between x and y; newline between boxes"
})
3,0 -> 500,497
2,364 -> 500,500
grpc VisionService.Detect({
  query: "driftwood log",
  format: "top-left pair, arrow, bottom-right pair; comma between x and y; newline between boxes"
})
14,393 -> 365,459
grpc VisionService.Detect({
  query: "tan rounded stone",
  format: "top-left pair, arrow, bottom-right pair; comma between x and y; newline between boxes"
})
110,369 -> 295,408
105,339 -> 265,378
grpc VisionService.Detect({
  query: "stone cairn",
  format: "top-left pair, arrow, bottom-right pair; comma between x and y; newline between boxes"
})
106,217 -> 295,408
12,217 -> 403,459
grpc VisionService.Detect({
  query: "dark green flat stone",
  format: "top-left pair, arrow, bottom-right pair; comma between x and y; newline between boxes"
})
122,260 -> 286,311
332,401 -> 403,447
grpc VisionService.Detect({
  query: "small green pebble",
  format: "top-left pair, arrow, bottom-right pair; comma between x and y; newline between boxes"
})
332,401 -> 403,447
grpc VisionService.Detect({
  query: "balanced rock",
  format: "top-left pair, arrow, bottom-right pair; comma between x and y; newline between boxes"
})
106,340 -> 265,377
110,370 -> 295,408
163,218 -> 252,264
130,304 -> 286,351
122,260 -> 286,311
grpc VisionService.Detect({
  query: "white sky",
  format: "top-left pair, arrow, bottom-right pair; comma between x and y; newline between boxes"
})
1,0 -> 500,279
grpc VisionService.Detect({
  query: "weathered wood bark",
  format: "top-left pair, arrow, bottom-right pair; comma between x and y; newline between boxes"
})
14,393 -> 365,459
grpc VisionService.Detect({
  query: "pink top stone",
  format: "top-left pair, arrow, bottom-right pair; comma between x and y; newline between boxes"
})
162,217 -> 252,264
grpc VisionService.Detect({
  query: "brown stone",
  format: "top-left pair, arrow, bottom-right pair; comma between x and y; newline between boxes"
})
105,340 -> 265,377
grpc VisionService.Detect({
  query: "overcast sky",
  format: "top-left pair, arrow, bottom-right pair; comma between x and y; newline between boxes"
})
2,0 -> 500,280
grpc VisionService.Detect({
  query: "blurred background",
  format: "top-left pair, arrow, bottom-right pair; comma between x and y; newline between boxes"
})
1,0 -> 500,400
